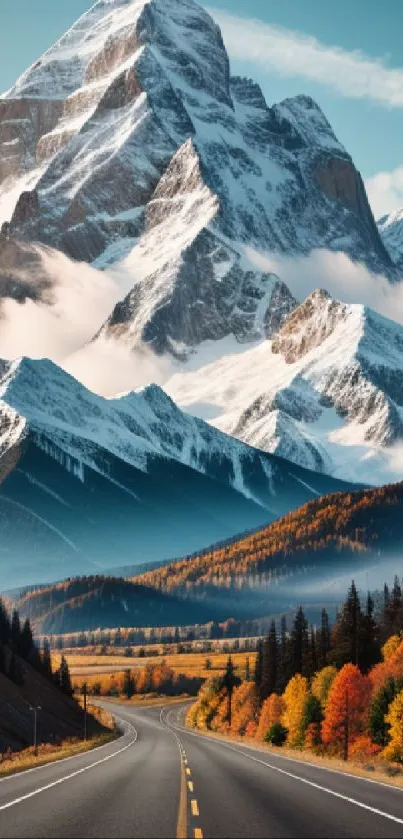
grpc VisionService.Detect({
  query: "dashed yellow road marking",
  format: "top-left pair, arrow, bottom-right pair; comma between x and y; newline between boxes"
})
194,830 -> 203,839
186,767 -> 191,776
188,780 -> 194,792
191,799 -> 199,818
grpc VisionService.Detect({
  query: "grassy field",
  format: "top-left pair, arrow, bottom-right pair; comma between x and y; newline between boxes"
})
55,650 -> 255,681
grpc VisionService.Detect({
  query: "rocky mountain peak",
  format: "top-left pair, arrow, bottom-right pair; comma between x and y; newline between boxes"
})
272,288 -> 349,363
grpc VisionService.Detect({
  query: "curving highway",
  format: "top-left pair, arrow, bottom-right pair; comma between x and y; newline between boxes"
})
1,701 -> 403,838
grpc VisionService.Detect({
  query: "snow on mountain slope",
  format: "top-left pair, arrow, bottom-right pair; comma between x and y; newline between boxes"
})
166,289 -> 403,484
0,355 -> 352,508
0,0 -> 395,362
0,356 -> 355,587
378,209 -> 403,270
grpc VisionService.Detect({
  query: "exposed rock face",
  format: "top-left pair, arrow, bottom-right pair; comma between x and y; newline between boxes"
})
166,290 -> 403,483
0,0 -> 395,358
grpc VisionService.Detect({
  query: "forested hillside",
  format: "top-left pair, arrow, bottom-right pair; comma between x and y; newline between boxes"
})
136,483 -> 403,594
0,599 -> 103,751
12,576 -> 218,635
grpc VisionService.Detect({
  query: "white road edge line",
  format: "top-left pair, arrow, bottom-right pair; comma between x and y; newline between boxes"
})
168,713 -> 403,793
0,722 -> 137,812
0,726 -> 126,785
166,714 -> 403,826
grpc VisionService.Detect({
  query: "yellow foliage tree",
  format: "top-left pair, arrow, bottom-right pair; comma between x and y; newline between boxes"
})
311,666 -> 338,709
256,693 -> 285,741
383,688 -> 403,761
282,674 -> 310,748
382,635 -> 401,661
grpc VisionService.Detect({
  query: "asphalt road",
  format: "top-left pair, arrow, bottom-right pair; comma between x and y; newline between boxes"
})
1,700 -> 403,838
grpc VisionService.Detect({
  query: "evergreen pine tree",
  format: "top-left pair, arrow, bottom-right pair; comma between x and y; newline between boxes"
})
19,619 -> 36,661
370,677 -> 403,746
10,610 -> 21,652
123,670 -> 135,699
277,616 -> 291,692
290,606 -> 309,675
308,626 -> 318,676
0,598 -> 10,647
58,656 -> 73,697
254,639 -> 263,696
222,656 -> 240,727
244,657 -> 251,682
41,638 -> 53,681
360,593 -> 381,673
318,609 -> 331,668
330,581 -> 363,669
260,621 -> 277,702
8,651 -> 23,685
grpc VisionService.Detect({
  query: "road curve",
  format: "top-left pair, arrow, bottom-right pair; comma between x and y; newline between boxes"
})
0,705 -> 181,839
1,700 -> 403,838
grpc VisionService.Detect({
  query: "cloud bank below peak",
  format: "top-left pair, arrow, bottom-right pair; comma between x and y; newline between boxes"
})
208,6 -> 403,110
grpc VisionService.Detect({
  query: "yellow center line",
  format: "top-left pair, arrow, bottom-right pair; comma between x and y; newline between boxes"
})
186,767 -> 191,776
194,830 -> 203,839
191,799 -> 199,818
188,781 -> 194,792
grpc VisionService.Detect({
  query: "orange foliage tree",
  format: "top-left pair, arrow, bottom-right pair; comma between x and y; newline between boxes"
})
230,682 -> 259,736
370,640 -> 403,695
256,693 -> 285,741
322,663 -> 372,758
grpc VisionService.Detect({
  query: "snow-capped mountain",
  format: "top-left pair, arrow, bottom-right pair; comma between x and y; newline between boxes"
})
0,0 -> 395,361
378,210 -> 403,270
166,289 -> 403,484
0,356 -> 353,588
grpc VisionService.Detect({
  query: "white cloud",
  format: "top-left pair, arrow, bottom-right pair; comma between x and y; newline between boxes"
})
365,165 -> 403,219
0,242 -> 173,397
246,246 -> 403,325
0,245 -> 131,361
208,7 -> 403,109
64,336 -> 172,398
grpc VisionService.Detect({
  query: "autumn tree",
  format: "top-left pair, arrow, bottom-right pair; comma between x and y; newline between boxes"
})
322,663 -> 371,759
256,693 -> 285,741
311,666 -> 337,710
381,635 -> 401,662
383,688 -> 403,761
370,677 -> 403,747
282,674 -> 310,748
230,682 -> 258,736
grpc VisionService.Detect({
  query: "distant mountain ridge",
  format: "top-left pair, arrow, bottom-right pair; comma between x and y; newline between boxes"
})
0,356 -> 353,589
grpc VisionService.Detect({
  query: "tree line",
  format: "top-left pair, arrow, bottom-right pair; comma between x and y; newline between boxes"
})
188,578 -> 403,763
0,598 -> 73,696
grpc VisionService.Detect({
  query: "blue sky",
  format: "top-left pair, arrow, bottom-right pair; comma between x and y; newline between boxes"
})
1,0 -> 402,216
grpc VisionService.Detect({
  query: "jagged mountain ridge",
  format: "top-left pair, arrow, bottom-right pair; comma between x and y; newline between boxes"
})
0,0 -> 395,361
166,288 -> 403,483
0,356 -> 354,589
